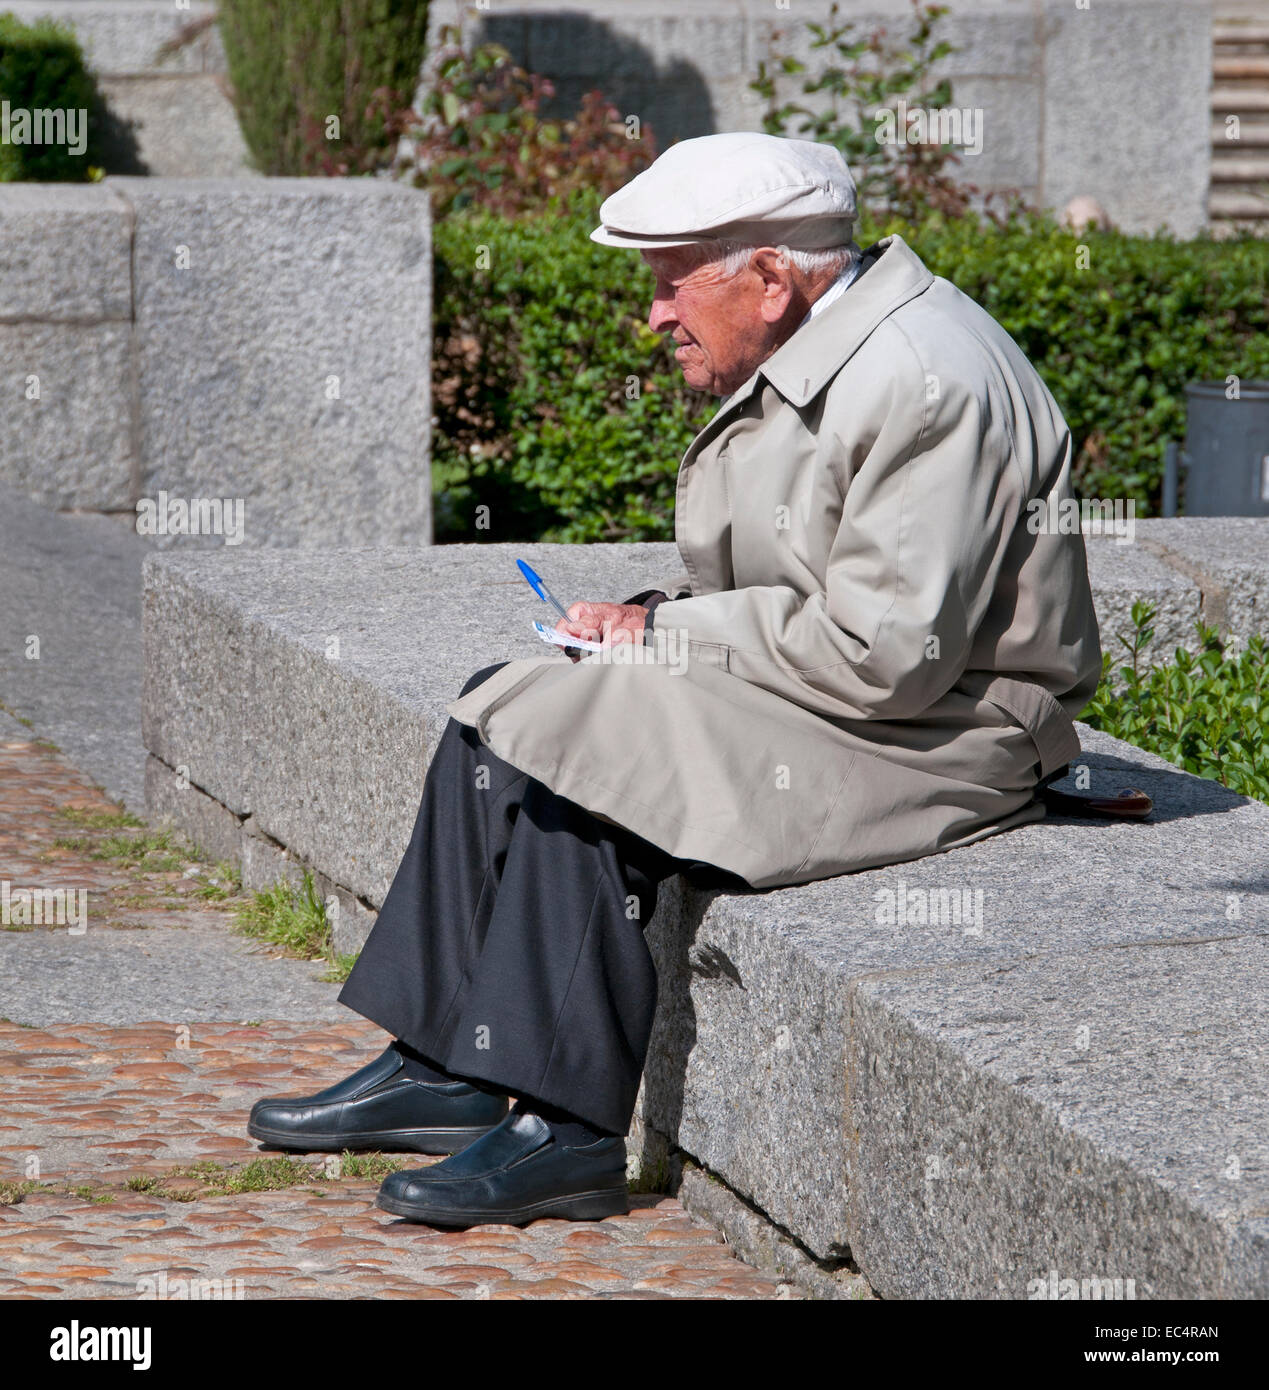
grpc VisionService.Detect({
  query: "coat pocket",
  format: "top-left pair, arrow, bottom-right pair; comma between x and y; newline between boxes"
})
686,639 -> 730,673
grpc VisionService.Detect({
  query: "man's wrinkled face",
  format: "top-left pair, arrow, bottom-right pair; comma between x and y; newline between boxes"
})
643,245 -> 796,397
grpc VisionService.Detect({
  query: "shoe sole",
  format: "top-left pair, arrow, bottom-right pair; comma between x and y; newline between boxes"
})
246,1121 -> 499,1156
375,1185 -> 630,1227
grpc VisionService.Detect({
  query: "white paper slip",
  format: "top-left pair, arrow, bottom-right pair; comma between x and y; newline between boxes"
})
532,620 -> 605,652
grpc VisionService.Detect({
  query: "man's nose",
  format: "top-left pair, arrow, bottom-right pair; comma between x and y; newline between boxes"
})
647,295 -> 676,335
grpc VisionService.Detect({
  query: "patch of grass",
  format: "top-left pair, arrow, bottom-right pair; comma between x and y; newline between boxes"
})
124,1158 -> 309,1199
17,1152 -> 409,1208
336,1152 -> 407,1181
1,1178 -> 116,1205
0,700 -> 34,729
233,872 -> 327,956
233,870 -> 357,980
320,952 -> 359,985
177,1156 -> 317,1194
70,1184 -> 113,1204
58,822 -> 190,878
1,1178 -> 116,1200
53,828 -> 180,868
192,860 -> 243,902
55,805 -> 144,831
121,1152 -> 406,1202
132,854 -> 186,876
49,808 -> 238,887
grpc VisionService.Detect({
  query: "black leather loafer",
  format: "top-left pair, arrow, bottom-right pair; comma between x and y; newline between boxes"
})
375,1105 -> 629,1227
246,1045 -> 508,1154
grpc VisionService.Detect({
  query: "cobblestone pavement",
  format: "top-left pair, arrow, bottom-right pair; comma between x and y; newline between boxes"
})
0,728 -> 352,1024
0,733 -> 798,1300
0,730 -> 215,934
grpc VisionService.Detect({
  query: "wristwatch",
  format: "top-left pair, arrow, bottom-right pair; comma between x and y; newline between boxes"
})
623,588 -> 671,643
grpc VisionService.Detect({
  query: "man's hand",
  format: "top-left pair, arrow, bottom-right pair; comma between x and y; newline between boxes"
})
555,602 -> 648,661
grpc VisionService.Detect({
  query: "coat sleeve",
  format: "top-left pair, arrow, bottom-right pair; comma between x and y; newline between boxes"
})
621,571 -> 692,606
648,355 -> 1029,721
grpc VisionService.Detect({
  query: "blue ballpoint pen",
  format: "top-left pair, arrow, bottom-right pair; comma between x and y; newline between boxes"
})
516,559 -> 573,625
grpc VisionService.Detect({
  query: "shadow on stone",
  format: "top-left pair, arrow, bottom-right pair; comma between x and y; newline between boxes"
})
482,11 -> 716,145
636,879 -> 707,1168
96,97 -> 148,176
1204,871 -> 1269,896
1045,753 -> 1256,824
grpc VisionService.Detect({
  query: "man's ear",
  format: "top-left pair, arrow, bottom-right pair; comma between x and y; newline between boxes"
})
749,246 -> 799,325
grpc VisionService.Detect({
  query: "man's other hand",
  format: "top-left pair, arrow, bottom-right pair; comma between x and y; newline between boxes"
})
556,602 -> 648,661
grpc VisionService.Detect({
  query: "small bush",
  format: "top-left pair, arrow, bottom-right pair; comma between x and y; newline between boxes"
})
752,0 -> 990,224
1080,601 -> 1268,803
0,13 -> 103,181
387,23 -> 658,219
217,0 -> 431,176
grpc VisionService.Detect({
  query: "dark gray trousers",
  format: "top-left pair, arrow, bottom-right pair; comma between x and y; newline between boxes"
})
338,662 -> 743,1135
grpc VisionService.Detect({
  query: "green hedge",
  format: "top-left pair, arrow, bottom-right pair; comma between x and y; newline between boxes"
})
1079,602 -> 1268,804
0,12 -> 102,181
432,193 -> 1269,542
896,211 -> 1269,510
433,196 -> 713,543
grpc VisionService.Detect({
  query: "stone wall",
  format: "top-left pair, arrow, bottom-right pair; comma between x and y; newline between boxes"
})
426,0 -> 1213,237
11,1 -> 1214,232
6,0 -> 251,177
141,523 -> 1269,922
0,178 -> 433,549
139,527 -> 1269,1297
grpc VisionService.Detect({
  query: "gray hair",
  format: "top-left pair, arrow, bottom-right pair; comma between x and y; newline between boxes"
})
672,237 -> 860,281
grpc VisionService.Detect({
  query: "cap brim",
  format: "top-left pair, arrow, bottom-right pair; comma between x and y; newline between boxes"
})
589,225 -> 713,250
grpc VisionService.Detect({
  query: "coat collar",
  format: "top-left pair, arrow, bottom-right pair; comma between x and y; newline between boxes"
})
713,233 -> 935,416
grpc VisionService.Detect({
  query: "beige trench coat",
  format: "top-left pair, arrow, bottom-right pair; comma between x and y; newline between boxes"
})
446,233 -> 1103,889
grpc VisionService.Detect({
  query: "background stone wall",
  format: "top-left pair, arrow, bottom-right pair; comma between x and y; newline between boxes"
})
425,0 -> 1214,238
8,1 -> 1217,234
4,0 -> 251,177
0,178 -> 433,548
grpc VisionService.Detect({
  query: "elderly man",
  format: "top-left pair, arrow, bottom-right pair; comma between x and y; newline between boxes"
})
248,133 -> 1101,1228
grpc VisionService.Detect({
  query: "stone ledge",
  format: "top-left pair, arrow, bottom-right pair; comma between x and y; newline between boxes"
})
97,74 -> 256,179
846,935 -> 1268,1299
673,1162 -> 874,1301
113,176 -> 432,550
0,321 -> 134,509
0,185 -> 133,323
142,533 -> 1269,1297
1135,517 -> 1268,643
143,752 -> 377,957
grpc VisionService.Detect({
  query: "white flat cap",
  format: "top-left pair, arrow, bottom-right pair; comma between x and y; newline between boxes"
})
590,132 -> 857,250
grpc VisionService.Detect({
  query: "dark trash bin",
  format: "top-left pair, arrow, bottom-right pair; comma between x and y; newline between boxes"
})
1166,380 -> 1269,516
